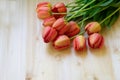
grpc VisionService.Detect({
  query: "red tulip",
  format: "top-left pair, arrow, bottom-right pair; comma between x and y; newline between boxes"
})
43,16 -> 56,27
42,26 -> 57,43
52,2 -> 67,19
73,35 -> 86,51
52,18 -> 69,35
85,22 -> 101,35
58,23 -> 70,35
53,35 -> 70,50
65,21 -> 80,37
88,33 -> 104,48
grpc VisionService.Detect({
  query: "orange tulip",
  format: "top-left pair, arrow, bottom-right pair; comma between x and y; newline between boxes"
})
88,33 -> 104,48
36,2 -> 52,19
36,6 -> 51,13
42,26 -> 57,43
85,22 -> 101,35
73,35 -> 86,51
53,35 -> 70,50
37,7 -> 51,19
65,21 -> 80,37
43,16 -> 56,27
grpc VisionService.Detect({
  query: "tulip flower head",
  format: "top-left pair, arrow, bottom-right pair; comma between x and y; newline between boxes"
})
52,2 -> 67,19
43,16 -> 56,27
85,22 -> 101,35
65,21 -> 80,37
52,18 -> 69,35
53,35 -> 70,50
73,35 -> 86,51
88,33 -> 104,48
42,26 -> 58,43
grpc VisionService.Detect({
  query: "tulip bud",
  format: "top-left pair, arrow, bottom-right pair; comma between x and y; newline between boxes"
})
43,16 -> 56,27
88,33 -> 104,48
52,18 -> 69,34
36,6 -> 51,13
53,35 -> 70,50
37,8 -> 51,19
85,22 -> 101,35
37,2 -> 51,8
36,2 -> 52,19
42,26 -> 57,43
58,23 -> 70,35
52,2 -> 67,19
65,21 -> 80,37
73,35 -> 86,51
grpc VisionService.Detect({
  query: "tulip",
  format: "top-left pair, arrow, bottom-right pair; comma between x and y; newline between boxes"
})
52,2 -> 67,19
58,23 -> 70,35
42,26 -> 57,43
43,16 -> 56,27
36,6 -> 51,13
53,35 -> 70,50
85,22 -> 101,35
36,2 -> 51,8
36,2 -> 52,19
88,33 -> 104,48
73,35 -> 86,51
37,8 -> 51,19
52,18 -> 69,34
65,21 -> 80,37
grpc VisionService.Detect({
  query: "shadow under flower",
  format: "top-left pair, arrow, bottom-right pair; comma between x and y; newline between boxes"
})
74,49 -> 88,59
46,43 -> 71,59
89,45 -> 107,57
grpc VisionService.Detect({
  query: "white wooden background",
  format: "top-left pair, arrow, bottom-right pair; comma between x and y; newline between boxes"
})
0,0 -> 120,80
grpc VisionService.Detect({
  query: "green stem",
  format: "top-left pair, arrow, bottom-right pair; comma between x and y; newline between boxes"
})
78,6 -> 109,25
66,5 -> 78,8
52,12 -> 67,15
66,1 -> 75,7
66,0 -> 96,21
100,7 -> 120,24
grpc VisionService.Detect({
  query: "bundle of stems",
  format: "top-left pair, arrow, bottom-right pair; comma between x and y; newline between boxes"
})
65,0 -> 120,29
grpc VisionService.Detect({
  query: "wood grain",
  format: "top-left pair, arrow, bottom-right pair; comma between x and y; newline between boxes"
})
0,0 -> 120,80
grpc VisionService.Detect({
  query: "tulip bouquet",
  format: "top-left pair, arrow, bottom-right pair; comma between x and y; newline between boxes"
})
36,0 -> 120,51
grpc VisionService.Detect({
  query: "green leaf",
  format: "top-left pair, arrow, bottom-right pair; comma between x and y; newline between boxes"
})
111,1 -> 120,7
89,7 -> 101,17
100,0 -> 113,6
109,12 -> 119,26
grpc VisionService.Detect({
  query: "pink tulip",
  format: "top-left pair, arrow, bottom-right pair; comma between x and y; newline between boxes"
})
65,21 -> 80,37
53,35 -> 70,50
85,22 -> 101,35
43,16 -> 56,27
88,33 -> 104,48
73,35 -> 86,51
42,26 -> 57,43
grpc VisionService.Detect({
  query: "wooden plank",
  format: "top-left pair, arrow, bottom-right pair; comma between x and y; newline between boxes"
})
26,0 -> 120,80
0,0 -> 120,80
0,0 -> 27,80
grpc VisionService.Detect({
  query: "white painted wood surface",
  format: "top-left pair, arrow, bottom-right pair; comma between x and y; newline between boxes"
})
0,0 -> 120,80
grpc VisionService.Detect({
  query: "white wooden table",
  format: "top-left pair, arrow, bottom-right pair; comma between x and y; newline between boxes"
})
0,0 -> 120,80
